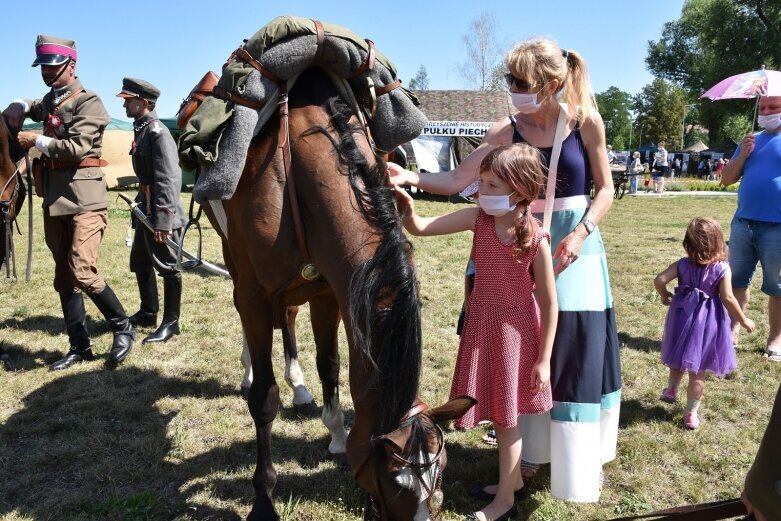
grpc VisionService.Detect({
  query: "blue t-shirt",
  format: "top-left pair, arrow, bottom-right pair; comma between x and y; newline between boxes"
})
732,131 -> 781,222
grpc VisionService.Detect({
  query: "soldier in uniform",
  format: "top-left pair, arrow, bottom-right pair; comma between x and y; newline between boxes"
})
2,35 -> 135,370
117,78 -> 186,343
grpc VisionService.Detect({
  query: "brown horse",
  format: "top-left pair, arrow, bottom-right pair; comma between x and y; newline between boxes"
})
202,66 -> 474,520
0,114 -> 28,279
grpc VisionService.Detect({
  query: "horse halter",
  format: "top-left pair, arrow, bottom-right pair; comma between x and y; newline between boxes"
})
356,400 -> 447,521
1,155 -> 29,279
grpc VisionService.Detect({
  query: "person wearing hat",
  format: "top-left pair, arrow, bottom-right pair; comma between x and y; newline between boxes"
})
118,78 -> 186,344
2,35 -> 135,371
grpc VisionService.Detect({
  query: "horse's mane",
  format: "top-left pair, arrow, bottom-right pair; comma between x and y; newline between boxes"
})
299,77 -> 422,437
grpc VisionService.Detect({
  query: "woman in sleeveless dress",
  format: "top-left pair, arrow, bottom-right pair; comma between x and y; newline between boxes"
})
389,36 -> 620,502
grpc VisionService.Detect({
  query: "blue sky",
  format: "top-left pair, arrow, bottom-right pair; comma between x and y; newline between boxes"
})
2,0 -> 686,119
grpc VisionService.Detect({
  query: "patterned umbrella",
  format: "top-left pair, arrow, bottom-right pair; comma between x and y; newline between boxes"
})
700,65 -> 781,100
700,65 -> 781,130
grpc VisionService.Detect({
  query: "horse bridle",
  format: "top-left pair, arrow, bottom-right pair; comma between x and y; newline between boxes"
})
354,400 -> 447,521
1,154 -> 31,279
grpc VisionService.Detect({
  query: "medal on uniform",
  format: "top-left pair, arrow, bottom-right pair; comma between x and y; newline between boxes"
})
48,113 -> 62,129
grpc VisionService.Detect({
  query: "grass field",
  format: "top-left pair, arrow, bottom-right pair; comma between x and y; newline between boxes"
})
1,191 -> 778,521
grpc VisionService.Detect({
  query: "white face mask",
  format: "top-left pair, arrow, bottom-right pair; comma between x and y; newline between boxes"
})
478,193 -> 517,216
509,91 -> 544,114
757,113 -> 781,130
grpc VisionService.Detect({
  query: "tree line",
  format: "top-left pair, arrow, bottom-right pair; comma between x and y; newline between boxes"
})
408,2 -> 780,151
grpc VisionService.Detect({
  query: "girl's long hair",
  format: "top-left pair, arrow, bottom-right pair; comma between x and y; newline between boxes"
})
682,217 -> 728,266
505,36 -> 598,123
479,143 -> 545,257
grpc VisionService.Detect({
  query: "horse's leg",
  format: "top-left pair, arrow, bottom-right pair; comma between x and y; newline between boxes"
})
281,305 -> 318,416
237,286 -> 282,521
310,291 -> 348,468
240,330 -> 252,400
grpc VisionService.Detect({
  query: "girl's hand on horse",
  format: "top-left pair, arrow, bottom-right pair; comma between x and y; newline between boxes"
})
387,162 -> 418,187
393,186 -> 415,228
530,359 -> 550,392
552,229 -> 586,275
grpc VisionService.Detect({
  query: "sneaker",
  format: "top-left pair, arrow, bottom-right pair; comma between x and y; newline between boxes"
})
659,387 -> 678,404
683,411 -> 700,430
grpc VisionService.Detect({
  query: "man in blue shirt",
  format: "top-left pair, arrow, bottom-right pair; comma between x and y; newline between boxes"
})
721,95 -> 781,361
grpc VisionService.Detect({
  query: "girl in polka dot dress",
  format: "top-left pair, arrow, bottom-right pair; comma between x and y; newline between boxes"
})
396,143 -> 558,521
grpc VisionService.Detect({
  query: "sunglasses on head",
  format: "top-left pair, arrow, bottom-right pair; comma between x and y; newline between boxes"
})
504,73 -> 539,92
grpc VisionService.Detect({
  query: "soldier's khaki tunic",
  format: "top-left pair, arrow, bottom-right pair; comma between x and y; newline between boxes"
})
24,78 -> 111,294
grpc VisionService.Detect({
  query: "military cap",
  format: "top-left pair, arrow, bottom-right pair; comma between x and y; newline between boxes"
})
116,78 -> 161,102
32,34 -> 77,67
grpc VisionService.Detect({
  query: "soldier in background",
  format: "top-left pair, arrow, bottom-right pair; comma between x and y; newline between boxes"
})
118,78 -> 186,344
2,35 -> 135,370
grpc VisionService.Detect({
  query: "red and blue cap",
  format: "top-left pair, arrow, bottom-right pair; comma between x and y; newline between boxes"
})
32,34 -> 77,67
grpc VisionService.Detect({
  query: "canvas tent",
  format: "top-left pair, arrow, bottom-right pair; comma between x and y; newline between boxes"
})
683,140 -> 709,153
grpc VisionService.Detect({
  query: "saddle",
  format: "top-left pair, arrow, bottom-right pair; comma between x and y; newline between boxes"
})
176,15 -> 427,203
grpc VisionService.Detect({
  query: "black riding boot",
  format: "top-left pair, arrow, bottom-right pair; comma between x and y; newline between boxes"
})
50,291 -> 94,371
143,274 -> 181,344
129,271 -> 158,327
89,284 -> 135,367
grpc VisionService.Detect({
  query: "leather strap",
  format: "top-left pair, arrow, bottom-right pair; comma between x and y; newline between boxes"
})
349,39 -> 376,79
44,89 -> 85,137
375,79 -> 401,96
610,498 -> 747,521
313,20 -> 325,62
235,47 -> 280,82
276,81 -> 309,263
44,157 -> 107,169
212,85 -> 265,110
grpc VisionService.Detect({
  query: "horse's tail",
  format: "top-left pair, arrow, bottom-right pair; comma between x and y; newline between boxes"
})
321,97 -> 422,435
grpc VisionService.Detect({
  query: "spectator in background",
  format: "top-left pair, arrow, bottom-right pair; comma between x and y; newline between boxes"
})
713,157 -> 725,182
606,144 -> 617,163
628,151 -> 643,194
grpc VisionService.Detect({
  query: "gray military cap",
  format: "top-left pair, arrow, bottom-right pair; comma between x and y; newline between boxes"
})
116,78 -> 161,102
32,34 -> 77,67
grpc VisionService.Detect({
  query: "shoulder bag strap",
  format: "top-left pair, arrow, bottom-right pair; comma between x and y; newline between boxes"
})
542,102 -> 568,233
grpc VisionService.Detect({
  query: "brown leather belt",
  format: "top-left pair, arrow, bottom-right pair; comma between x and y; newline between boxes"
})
44,157 -> 108,170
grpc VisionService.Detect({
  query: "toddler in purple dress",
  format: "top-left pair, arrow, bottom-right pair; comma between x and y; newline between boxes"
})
654,217 -> 756,429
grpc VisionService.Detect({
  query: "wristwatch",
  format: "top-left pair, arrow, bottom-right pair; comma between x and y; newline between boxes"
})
581,218 -> 595,235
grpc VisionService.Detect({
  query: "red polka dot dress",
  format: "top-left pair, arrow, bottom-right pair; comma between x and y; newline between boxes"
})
451,209 -> 553,429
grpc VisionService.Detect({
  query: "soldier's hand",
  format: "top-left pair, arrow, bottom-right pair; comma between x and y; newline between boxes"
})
2,103 -> 25,130
16,131 -> 38,150
153,229 -> 171,244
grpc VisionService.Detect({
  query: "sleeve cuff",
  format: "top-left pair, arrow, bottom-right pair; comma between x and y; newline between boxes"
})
35,135 -> 53,156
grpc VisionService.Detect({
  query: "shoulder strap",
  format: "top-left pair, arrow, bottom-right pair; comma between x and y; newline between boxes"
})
542,103 -> 568,233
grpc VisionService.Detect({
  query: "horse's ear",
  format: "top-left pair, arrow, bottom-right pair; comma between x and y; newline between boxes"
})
425,396 -> 477,425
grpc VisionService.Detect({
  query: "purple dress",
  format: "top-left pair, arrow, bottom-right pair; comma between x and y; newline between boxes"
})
661,258 -> 736,376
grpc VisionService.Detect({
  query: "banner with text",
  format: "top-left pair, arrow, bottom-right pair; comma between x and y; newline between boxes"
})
421,121 -> 493,138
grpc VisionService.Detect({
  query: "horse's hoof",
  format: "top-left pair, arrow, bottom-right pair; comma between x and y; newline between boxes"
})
328,451 -> 350,471
292,400 -> 319,418
240,386 -> 250,401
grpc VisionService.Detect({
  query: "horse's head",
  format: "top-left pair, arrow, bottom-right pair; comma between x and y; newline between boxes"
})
354,396 -> 476,521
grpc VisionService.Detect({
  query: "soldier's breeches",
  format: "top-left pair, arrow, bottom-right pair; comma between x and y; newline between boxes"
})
44,209 -> 108,294
129,226 -> 181,276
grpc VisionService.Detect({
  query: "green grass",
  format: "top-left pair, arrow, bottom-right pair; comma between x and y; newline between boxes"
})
1,191 -> 778,520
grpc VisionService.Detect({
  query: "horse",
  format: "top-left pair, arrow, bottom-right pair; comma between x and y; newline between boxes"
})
200,66 -> 474,520
0,114 -> 29,279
